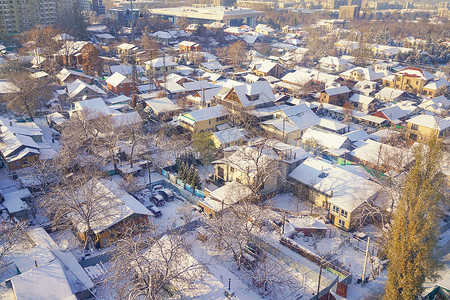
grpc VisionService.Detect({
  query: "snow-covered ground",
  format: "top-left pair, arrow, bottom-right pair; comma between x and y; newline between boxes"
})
266,193 -> 326,216
34,117 -> 60,151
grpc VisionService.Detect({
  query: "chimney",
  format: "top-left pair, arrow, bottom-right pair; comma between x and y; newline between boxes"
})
34,260 -> 38,268
9,121 -> 12,126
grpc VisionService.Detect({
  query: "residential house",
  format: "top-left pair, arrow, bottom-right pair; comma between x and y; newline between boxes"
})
214,80 -> 276,123
73,179 -> 154,248
418,96 -> 450,115
199,182 -> 252,217
375,87 -> 409,102
319,86 -> 350,106
213,141 -> 309,194
348,93 -> 378,113
186,87 -> 221,108
0,120 -> 42,171
340,67 -> 386,82
382,67 -> 435,95
250,59 -> 286,79
144,97 -> 182,121
260,104 -> 320,145
406,115 -> 450,141
318,56 -> 349,74
1,188 -> 32,220
349,139 -> 413,173
109,64 -> 145,77
179,105 -> 229,132
255,24 -> 276,36
66,79 -> 106,100
116,43 -> 138,58
152,31 -> 176,45
179,41 -> 202,53
57,68 -> 94,85
57,41 -> 90,68
162,78 -> 217,100
70,98 -> 111,119
372,105 -> 408,126
211,127 -> 246,148
106,72 -> 134,96
301,127 -> 351,151
145,57 -> 178,77
422,79 -> 449,97
8,227 -> 95,299
289,157 -> 381,231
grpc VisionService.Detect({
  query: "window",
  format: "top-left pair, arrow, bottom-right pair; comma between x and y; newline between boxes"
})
83,89 -> 89,94
22,159 -> 28,165
341,210 -> 348,218
411,124 -> 418,130
230,167 -> 234,172
338,219 -> 346,227
15,161 -> 20,166
332,205 -> 339,213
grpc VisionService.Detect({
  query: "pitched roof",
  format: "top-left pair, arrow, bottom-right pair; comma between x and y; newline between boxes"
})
145,97 -> 181,113
182,105 -> 229,122
213,127 -> 245,145
289,157 -> 380,212
74,97 -> 110,117
226,81 -> 276,108
324,85 -> 350,96
349,93 -> 376,105
106,72 -> 132,87
407,115 -> 450,131
302,128 -> 349,149
396,67 -> 435,81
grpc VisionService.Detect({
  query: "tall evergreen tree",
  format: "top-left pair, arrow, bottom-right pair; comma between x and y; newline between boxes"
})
384,135 -> 445,300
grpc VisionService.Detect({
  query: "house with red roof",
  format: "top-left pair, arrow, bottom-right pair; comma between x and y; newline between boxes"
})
382,67 -> 434,95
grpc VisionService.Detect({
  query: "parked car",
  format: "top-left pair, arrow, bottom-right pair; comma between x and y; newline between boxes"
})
158,189 -> 174,202
149,206 -> 162,218
151,194 -> 166,206
152,185 -> 163,192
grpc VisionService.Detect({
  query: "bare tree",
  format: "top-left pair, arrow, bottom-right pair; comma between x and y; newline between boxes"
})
81,43 -> 103,76
1,71 -> 52,120
0,221 -> 27,273
38,170 -> 123,251
106,229 -> 204,299
244,254 -> 298,298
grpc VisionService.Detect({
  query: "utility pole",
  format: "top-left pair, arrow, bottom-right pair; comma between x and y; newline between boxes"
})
128,0 -> 138,108
316,260 -> 323,298
361,236 -> 371,287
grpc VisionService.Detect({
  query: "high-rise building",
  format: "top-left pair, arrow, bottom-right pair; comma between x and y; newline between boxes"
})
78,0 -> 106,15
0,0 -> 77,34
339,5 -> 359,19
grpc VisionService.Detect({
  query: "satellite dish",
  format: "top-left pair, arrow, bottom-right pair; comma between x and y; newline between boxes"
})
59,239 -> 69,252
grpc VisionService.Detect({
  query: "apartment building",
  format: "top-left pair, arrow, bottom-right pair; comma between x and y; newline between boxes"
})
0,0 -> 76,34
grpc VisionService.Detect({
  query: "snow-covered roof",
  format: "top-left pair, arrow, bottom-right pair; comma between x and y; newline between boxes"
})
349,93 -> 376,105
418,96 -> 450,113
340,67 -> 385,81
289,157 -> 380,212
213,127 -> 245,145
28,228 -> 95,292
407,115 -> 450,131
111,111 -> 143,128
223,81 -> 276,108
117,43 -> 138,51
106,72 -> 132,87
11,260 -> 76,300
323,85 -> 350,96
201,61 -> 224,71
302,128 -> 349,150
106,95 -> 131,105
145,97 -> 181,114
396,67 -> 435,81
0,80 -> 19,94
66,80 -> 105,98
317,118 -> 348,132
423,78 -> 449,90
145,57 -> 178,68
182,105 -> 229,122
319,56 -> 348,66
110,64 -> 145,76
377,106 -> 408,122
344,129 -> 369,142
350,139 -> 413,170
75,179 -> 153,234
279,104 -> 320,131
73,97 -> 110,117
375,87 -> 407,101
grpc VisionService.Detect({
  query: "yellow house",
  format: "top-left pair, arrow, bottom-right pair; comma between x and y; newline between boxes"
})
179,105 -> 229,132
289,157 -> 381,231
198,182 -> 252,218
211,127 -> 246,148
382,67 -> 435,94
406,115 -> 450,142
213,142 -> 308,195
422,79 -> 449,97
